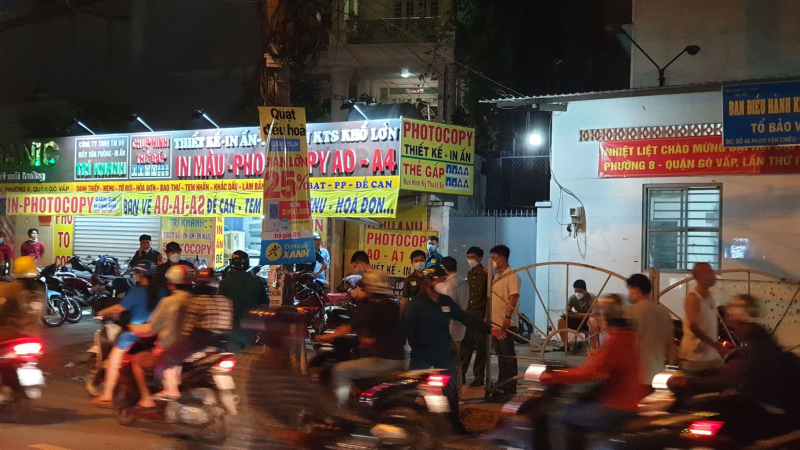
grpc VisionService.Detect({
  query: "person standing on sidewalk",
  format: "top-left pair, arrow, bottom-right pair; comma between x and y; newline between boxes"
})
438,256 -> 469,390
460,246 -> 488,387
425,235 -> 444,269
20,228 -> 45,265
679,262 -> 724,373
400,250 -> 427,316
626,273 -> 674,390
490,245 -> 521,395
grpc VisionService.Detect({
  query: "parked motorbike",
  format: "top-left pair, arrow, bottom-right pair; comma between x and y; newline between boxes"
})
112,346 -> 239,444
0,336 -> 45,422
39,265 -> 82,326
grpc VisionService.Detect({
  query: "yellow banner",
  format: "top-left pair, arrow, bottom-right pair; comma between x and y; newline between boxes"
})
400,119 -> 474,195
310,189 -> 398,218
214,217 -> 225,268
0,176 -> 398,194
53,216 -> 74,267
7,193 -> 122,215
124,191 -> 262,217
363,228 -> 438,279
161,217 -> 215,268
370,204 -> 427,231
258,106 -> 315,265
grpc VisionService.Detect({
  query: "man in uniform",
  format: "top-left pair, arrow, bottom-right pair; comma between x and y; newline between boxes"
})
425,235 -> 444,269
460,246 -> 489,387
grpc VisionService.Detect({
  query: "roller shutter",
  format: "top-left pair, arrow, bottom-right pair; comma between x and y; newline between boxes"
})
73,216 -> 161,264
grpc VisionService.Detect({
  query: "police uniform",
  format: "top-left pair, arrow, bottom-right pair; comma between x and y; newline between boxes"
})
460,264 -> 489,384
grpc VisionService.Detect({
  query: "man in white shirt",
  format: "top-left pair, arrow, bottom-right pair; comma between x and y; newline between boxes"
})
626,273 -> 674,388
439,256 -> 469,389
490,245 -> 521,395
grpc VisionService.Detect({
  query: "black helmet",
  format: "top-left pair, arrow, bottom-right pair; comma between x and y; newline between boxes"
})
231,250 -> 250,271
165,241 -> 182,254
425,264 -> 447,279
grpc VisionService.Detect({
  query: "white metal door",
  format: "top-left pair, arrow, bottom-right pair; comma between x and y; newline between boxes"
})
73,216 -> 161,264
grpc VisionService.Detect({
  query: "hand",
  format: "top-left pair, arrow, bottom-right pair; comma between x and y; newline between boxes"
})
502,318 -> 511,329
491,327 -> 507,340
667,375 -> 689,391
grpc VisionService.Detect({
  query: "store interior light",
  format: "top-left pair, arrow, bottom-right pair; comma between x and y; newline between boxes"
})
400,67 -> 411,78
528,133 -> 543,146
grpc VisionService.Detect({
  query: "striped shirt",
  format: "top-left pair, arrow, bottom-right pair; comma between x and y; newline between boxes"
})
181,294 -> 234,336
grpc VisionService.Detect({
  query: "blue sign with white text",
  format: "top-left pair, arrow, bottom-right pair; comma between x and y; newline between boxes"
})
723,81 -> 800,148
260,237 -> 315,265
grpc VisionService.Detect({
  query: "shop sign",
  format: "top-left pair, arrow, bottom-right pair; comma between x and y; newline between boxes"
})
310,189 -> 398,218
161,217 -> 215,268
306,120 -> 400,178
363,229 -> 438,295
723,80 -> 800,148
130,133 -> 172,178
258,106 -> 315,266
369,204 -> 427,231
74,135 -> 129,180
6,193 -> 122,215
53,216 -> 73,267
0,140 -> 60,184
400,119 -> 474,195
598,136 -> 800,178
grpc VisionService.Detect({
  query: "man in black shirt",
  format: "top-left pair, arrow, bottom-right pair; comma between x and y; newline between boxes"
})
156,242 -> 196,278
317,270 -> 405,407
131,234 -> 161,265
218,250 -> 268,350
404,265 -> 507,432
400,249 -> 427,315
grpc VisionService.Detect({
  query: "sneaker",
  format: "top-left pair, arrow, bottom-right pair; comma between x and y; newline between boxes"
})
469,379 -> 484,388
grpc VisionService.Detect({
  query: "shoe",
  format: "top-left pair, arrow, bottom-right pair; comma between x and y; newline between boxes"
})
469,379 -> 484,388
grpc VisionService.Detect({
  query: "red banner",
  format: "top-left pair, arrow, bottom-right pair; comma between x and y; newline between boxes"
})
599,136 -> 800,178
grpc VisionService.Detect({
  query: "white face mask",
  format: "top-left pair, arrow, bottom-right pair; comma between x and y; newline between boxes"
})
169,253 -> 181,263
30,237 -> 38,242
575,292 -> 585,300
492,261 -> 498,270
467,259 -> 478,269
412,262 -> 425,272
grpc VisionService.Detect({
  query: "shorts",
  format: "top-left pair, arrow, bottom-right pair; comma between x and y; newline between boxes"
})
115,331 -> 139,350
561,315 -> 590,332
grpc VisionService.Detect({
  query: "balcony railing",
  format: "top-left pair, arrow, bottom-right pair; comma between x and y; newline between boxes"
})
344,17 -> 442,44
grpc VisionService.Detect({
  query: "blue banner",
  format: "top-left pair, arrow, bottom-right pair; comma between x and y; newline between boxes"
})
260,236 -> 315,265
723,81 -> 800,148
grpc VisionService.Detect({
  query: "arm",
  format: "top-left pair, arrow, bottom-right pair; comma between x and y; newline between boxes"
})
671,359 -> 746,393
129,322 -> 154,336
312,257 -> 327,278
449,296 -> 506,339
98,304 -> 126,317
541,344 -> 613,385
315,324 -> 353,343
685,293 -> 721,351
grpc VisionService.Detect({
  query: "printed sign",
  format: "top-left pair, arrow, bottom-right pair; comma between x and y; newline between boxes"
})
0,140 -> 60,183
6,193 -> 122,215
214,217 -> 225,268
598,136 -> 800,178
124,192 -> 262,217
723,81 -> 800,148
400,119 -> 474,195
258,107 -> 315,266
306,120 -> 400,178
130,133 -> 172,178
363,229 -> 438,296
74,135 -> 129,180
370,204 -> 427,230
309,189 -> 398,218
53,216 -> 73,267
161,217 -> 215,268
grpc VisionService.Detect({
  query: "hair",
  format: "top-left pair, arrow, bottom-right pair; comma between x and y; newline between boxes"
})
490,245 -> 510,261
139,234 -> 152,242
27,228 -> 38,235
626,274 -> 651,295
731,294 -> 760,318
410,250 -> 426,261
428,235 -> 439,244
466,246 -> 484,258
442,256 -> 458,273
599,294 -> 627,328
350,251 -> 370,265
573,279 -> 587,290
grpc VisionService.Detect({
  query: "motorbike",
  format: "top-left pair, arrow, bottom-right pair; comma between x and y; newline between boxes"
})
39,265 -> 82,326
85,310 -> 125,397
0,336 -> 45,422
293,272 -> 355,337
112,345 -> 239,444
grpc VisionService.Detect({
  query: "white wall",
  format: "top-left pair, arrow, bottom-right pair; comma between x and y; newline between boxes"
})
536,91 -> 800,351
631,0 -> 800,87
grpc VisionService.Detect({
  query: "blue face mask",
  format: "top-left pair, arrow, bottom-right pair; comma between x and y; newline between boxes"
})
427,244 -> 436,253
0,238 -> 4,244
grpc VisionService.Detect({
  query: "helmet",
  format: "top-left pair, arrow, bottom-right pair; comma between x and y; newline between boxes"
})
597,294 -> 624,321
131,260 -> 157,276
166,264 -> 194,286
12,256 -> 38,279
230,250 -> 250,271
361,271 -> 393,296
313,232 -> 322,240
425,264 -> 447,279
164,241 -> 182,254
195,267 -> 220,288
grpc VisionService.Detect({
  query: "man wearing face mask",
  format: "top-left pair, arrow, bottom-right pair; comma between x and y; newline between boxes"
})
425,235 -> 444,269
438,256 -> 469,389
461,246 -> 489,387
0,230 -> 14,276
556,279 -> 597,351
348,251 -> 374,301
20,228 -> 45,265
157,242 -> 196,279
400,250 -> 427,315
489,245 -> 521,395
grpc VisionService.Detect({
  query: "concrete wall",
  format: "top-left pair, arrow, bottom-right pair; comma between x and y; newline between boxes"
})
631,0 -> 800,87
536,91 -> 800,351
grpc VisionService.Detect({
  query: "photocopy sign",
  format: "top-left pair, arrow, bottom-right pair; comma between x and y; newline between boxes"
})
723,80 -> 800,147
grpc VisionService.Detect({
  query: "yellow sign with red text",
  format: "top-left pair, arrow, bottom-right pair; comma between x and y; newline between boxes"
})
400,119 -> 474,195
362,229 -> 438,279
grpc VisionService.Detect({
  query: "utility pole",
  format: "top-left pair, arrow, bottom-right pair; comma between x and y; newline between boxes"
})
262,0 -> 291,106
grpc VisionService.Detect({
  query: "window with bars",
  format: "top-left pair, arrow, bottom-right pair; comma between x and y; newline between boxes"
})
643,185 -> 721,271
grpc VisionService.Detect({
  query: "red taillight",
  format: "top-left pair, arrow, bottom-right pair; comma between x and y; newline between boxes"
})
688,420 -> 724,437
426,374 -> 450,387
215,358 -> 236,372
13,341 -> 43,356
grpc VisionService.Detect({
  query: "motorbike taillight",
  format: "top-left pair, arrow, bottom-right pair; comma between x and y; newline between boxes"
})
426,374 -> 450,387
11,340 -> 44,357
688,420 -> 724,437
214,358 -> 236,372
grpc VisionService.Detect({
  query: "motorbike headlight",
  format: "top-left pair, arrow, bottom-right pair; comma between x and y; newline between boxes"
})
651,371 -> 677,390
524,364 -> 548,382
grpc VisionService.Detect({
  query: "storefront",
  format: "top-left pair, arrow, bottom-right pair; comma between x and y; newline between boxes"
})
0,117 -> 475,293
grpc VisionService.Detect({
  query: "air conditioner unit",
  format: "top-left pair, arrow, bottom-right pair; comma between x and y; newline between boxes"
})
224,231 -> 246,255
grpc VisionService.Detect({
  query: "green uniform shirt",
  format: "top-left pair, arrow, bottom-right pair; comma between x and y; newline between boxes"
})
466,264 -> 488,317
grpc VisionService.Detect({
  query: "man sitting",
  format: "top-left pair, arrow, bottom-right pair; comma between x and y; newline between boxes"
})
556,279 -> 598,351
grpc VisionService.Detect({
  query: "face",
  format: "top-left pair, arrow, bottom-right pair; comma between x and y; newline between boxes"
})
693,264 -> 717,287
29,230 -> 38,240
428,239 -> 438,249
314,239 -> 321,250
574,287 -> 587,296
140,240 -> 151,251
467,253 -> 482,263
411,255 -> 426,266
627,286 -> 641,302
490,253 -> 505,267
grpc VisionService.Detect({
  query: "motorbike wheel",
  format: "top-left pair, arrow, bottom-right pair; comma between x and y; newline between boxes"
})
85,363 -> 104,398
382,407 -> 440,450
113,381 -> 139,426
196,405 -> 227,444
41,295 -> 67,327
63,298 -> 83,324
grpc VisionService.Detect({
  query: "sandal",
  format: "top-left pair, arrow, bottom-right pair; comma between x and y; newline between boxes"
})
91,397 -> 113,407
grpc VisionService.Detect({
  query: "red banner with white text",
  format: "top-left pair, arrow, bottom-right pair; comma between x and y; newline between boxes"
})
599,136 -> 800,178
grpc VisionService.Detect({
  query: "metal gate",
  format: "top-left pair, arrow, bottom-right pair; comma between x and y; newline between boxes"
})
74,216 -> 161,263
